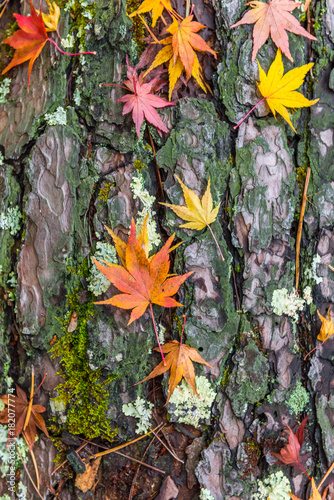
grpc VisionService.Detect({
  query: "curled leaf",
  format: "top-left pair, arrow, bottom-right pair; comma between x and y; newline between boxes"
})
317,307 -> 334,342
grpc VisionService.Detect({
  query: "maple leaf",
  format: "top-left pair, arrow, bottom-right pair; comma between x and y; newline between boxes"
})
93,217 -> 193,363
230,0 -> 317,62
128,0 -> 173,27
317,307 -> 334,342
0,384 -> 49,450
137,337 -> 213,403
235,49 -> 318,132
2,1 -> 95,89
304,308 -> 334,360
168,15 -> 217,81
160,175 -> 224,261
271,416 -> 310,478
37,0 -> 61,32
2,0 -> 48,89
145,15 -> 216,100
101,57 -> 175,137
290,478 -> 322,500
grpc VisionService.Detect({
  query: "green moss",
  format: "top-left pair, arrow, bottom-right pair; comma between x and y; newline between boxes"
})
133,158 -> 148,173
56,0 -> 96,52
98,182 -> 113,202
50,263 -> 118,441
126,0 -> 146,54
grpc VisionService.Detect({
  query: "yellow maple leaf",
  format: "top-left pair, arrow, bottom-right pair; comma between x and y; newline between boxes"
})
160,175 -> 224,261
290,478 -> 322,500
128,0 -> 172,27
37,0 -> 60,32
257,49 -> 318,133
161,175 -> 220,230
317,307 -> 334,342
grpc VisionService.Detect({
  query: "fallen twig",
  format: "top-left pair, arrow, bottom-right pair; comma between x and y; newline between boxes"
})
88,424 -> 163,460
77,436 -> 165,474
23,431 -> 39,490
51,442 -> 88,476
16,442 -> 44,500
128,435 -> 156,500
296,167 -> 311,291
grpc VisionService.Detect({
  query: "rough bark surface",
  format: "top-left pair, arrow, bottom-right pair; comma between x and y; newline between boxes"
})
0,0 -> 333,499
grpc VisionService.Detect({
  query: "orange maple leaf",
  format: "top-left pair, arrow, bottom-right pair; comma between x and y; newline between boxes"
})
2,0 -> 48,89
137,337 -> 213,403
230,0 -> 317,62
0,384 -> 49,450
145,15 -> 217,99
93,217 -> 193,363
304,307 -> 334,360
168,15 -> 217,81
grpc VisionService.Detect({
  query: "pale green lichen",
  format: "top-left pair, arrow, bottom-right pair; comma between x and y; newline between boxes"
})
0,206 -> 22,236
168,376 -> 216,428
16,482 -> 27,500
158,324 -> 166,345
199,488 -> 214,500
303,285 -> 313,305
305,254 -> 323,285
271,288 -> 305,322
0,78 -> 11,104
252,471 -> 291,500
130,171 -> 161,250
0,426 -> 29,478
286,381 -> 310,415
87,241 -> 117,296
0,494 -> 11,500
122,397 -> 153,435
61,34 -> 75,48
45,106 -> 67,126
0,152 -> 4,166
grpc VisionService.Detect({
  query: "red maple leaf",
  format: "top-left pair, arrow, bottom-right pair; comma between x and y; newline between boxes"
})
2,0 -> 95,89
271,416 -> 311,478
101,57 -> 175,138
2,0 -> 48,89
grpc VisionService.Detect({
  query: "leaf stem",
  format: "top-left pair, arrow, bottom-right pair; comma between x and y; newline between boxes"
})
138,14 -> 159,43
180,314 -> 186,345
304,339 -> 326,360
296,460 -> 311,480
233,97 -> 266,130
23,366 -> 34,431
149,303 -> 166,366
296,166 -> 311,291
48,37 -> 96,56
207,224 -> 225,262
